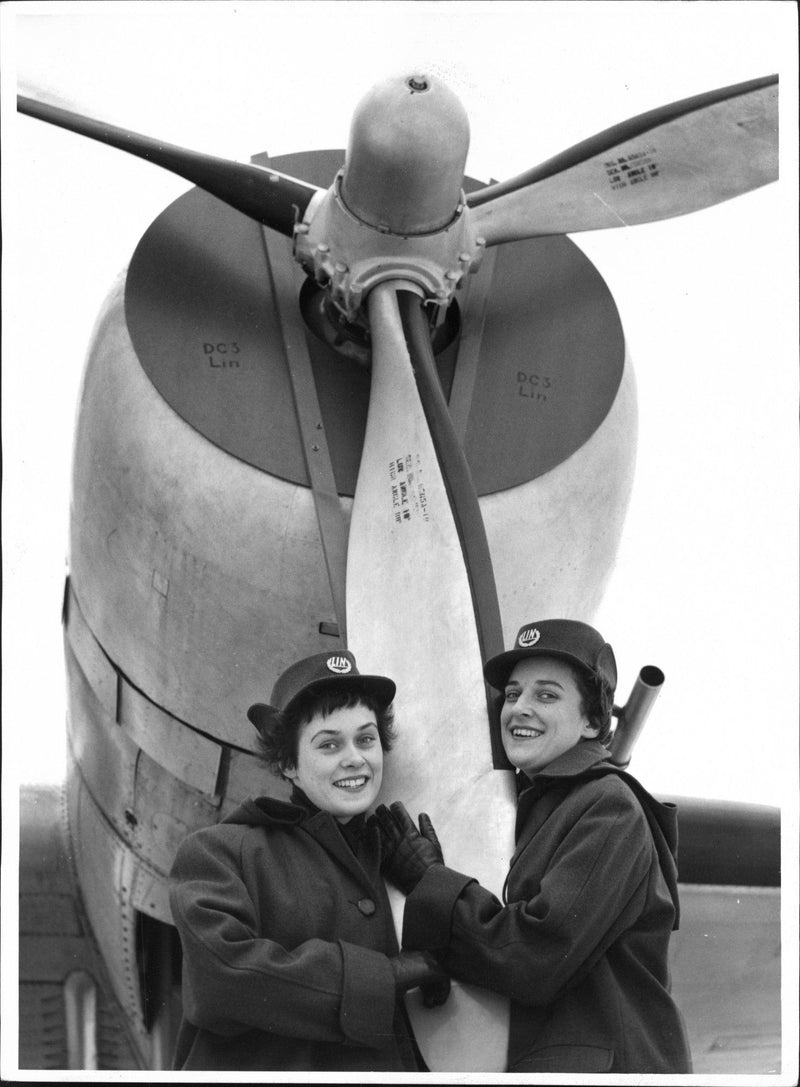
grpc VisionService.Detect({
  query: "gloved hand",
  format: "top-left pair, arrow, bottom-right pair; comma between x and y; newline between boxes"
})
389,950 -> 451,1008
371,802 -> 444,895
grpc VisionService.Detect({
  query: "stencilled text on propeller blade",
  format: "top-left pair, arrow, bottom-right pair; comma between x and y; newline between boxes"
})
389,454 -> 431,524
604,148 -> 660,191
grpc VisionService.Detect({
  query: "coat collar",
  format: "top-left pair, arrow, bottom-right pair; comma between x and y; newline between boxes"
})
227,790 -> 383,891
517,739 -> 613,794
290,785 -> 374,872
300,808 -> 383,890
222,794 -> 306,827
284,782 -> 378,889
512,741 -> 613,851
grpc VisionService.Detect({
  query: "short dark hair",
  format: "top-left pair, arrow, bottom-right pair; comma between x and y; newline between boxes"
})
566,661 -> 614,745
256,686 -> 396,778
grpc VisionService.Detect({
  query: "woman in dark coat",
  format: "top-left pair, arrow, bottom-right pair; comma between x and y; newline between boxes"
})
375,619 -> 693,1074
169,650 -> 447,1071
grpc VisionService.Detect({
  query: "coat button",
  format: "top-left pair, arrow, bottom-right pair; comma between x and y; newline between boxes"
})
357,897 -> 376,916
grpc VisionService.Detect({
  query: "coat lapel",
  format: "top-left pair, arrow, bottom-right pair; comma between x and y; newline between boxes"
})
301,811 -> 381,893
507,782 -> 568,877
505,743 -> 613,885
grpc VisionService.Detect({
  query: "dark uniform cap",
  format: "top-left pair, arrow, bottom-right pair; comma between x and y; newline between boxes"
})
484,619 -> 617,694
247,650 -> 396,736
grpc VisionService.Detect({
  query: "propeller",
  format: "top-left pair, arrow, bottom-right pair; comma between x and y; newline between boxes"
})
16,94 -> 323,238
18,70 -> 779,258
467,74 -> 779,244
16,61 -> 781,815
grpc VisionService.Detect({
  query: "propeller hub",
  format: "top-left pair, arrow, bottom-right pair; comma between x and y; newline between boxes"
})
341,74 -> 470,235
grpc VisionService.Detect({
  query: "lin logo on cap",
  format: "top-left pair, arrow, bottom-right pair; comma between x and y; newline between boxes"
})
326,655 -> 352,674
518,627 -> 541,648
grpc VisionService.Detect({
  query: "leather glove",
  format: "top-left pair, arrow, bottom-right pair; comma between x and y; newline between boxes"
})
389,950 -> 451,1008
372,802 -> 444,895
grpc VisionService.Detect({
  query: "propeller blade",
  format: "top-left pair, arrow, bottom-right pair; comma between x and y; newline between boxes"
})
345,281 -> 513,1071
17,94 -> 322,238
396,292 -> 506,671
468,74 -> 778,245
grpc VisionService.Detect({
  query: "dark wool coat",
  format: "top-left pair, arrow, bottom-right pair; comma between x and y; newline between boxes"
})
401,741 -> 693,1074
169,793 -> 420,1072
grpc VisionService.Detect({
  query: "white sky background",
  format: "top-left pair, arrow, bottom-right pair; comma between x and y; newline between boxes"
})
1,1 -> 797,812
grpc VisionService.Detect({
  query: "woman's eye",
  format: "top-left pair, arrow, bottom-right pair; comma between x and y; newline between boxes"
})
504,690 -> 519,702
319,741 -> 339,751
358,733 -> 377,745
538,690 -> 557,701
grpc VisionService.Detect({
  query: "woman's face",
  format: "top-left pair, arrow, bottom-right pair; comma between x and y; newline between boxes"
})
285,702 -> 383,822
500,656 -> 598,776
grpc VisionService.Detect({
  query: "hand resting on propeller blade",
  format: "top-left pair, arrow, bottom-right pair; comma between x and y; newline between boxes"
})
389,950 -> 452,1008
372,801 -> 444,894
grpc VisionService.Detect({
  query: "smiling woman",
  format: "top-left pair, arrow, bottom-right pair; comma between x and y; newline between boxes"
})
252,660 -> 396,821
375,619 -> 693,1074
167,650 -> 449,1072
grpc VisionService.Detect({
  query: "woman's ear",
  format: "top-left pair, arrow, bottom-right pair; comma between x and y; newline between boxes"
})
580,720 -> 601,740
283,762 -> 298,781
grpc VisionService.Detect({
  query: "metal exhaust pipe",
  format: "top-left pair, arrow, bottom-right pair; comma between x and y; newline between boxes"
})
609,664 -> 665,767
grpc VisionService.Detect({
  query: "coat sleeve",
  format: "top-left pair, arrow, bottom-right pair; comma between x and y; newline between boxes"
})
402,784 -> 654,1005
169,826 -> 396,1049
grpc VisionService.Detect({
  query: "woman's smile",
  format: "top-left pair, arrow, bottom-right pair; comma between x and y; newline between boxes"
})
333,774 -> 370,790
509,724 -> 544,739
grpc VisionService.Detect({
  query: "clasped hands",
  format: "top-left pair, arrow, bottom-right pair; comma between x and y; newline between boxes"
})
371,802 -> 450,1008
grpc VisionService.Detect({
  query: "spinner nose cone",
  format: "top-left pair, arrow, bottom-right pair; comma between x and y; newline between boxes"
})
341,73 -> 470,235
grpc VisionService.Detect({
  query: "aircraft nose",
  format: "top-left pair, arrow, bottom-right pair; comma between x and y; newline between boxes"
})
341,73 -> 470,235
